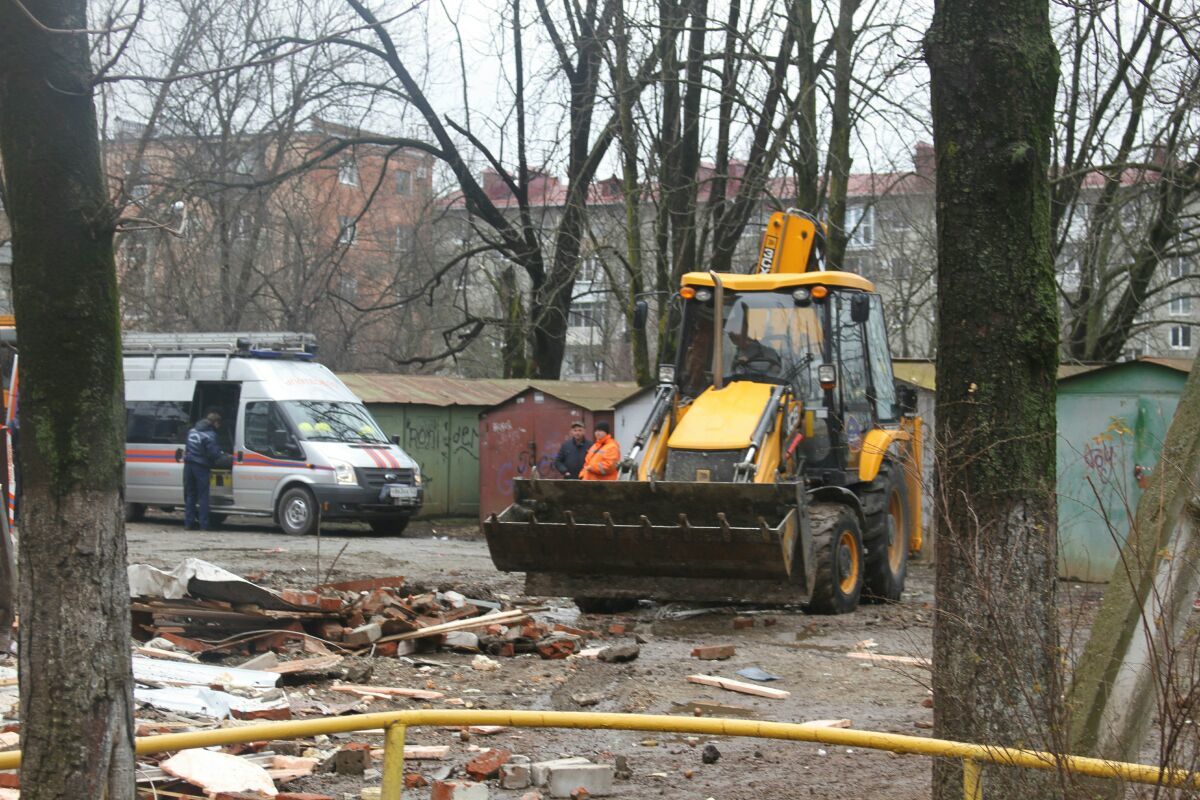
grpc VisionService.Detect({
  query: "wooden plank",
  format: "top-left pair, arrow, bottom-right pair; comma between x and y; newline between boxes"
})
264,655 -> 343,674
798,718 -> 852,728
377,609 -> 533,643
846,651 -> 931,668
331,683 -> 444,700
686,674 -> 791,699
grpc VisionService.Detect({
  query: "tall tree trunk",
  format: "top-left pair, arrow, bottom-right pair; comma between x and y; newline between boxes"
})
614,2 -> 651,385
0,0 -> 136,798
925,0 -> 1060,797
825,0 -> 860,270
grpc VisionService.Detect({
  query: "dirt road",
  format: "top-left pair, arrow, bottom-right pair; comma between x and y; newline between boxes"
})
128,512 -> 938,799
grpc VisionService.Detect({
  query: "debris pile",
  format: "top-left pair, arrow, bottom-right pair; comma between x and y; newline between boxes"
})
129,559 -> 571,660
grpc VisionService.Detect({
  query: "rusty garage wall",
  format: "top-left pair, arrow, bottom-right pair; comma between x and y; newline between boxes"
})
339,374 -> 521,518
478,382 -> 640,520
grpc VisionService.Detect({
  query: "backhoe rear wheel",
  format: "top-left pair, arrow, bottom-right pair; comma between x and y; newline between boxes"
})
804,503 -> 864,615
862,461 -> 911,603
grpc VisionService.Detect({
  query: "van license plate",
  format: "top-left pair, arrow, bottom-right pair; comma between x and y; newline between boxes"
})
389,486 -> 417,503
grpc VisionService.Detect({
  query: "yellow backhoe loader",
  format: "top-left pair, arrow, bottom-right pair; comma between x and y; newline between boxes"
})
483,210 -> 923,613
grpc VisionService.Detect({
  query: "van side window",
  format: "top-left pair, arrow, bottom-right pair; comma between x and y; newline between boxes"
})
126,401 -> 191,444
244,402 -> 303,460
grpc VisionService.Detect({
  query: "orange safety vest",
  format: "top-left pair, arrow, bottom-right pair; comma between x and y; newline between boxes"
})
581,434 -> 620,481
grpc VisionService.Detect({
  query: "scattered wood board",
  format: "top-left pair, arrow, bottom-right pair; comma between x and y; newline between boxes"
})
798,718 -> 852,728
369,745 -> 450,760
378,609 -> 533,644
686,674 -> 790,699
846,651 -> 931,668
671,700 -> 757,718
265,655 -> 343,675
331,683 -> 444,701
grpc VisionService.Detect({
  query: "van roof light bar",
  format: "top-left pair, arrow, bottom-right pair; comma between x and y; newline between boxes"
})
123,332 -> 318,358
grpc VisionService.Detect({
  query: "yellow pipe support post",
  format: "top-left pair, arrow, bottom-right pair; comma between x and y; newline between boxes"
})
963,759 -> 983,800
0,709 -> 1195,790
380,723 -> 407,800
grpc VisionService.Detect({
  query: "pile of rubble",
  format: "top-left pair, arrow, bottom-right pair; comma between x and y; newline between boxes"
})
125,741 -> 620,800
128,558 -> 610,661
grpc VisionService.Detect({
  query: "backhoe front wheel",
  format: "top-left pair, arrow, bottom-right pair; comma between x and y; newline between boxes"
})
862,461 -> 911,603
804,503 -> 865,615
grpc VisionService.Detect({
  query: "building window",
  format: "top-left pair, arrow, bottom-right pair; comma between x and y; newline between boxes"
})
1169,292 -> 1192,316
577,257 -> 601,285
1168,258 -> 1193,281
338,216 -> 357,245
846,205 -> 875,249
338,158 -> 359,187
394,224 -> 414,251
1170,325 -> 1192,350
395,170 -> 411,195
416,165 -> 428,179
568,300 -> 602,329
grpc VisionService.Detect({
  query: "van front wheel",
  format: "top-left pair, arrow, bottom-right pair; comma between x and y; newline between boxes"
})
277,487 -> 319,536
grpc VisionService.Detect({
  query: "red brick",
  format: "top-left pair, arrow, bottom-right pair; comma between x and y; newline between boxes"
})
493,642 -> 515,658
607,623 -> 626,635
0,773 -> 18,789
431,780 -> 488,800
571,789 -> 591,799
375,641 -> 399,657
277,795 -> 335,800
317,595 -> 343,612
317,575 -> 406,593
732,616 -> 754,629
405,773 -> 429,788
231,705 -> 292,721
536,638 -> 578,660
691,645 -> 736,660
281,589 -> 320,608
465,747 -> 511,780
312,623 -> 345,642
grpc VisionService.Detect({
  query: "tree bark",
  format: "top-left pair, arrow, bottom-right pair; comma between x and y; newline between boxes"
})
0,1 -> 135,797
824,0 -> 861,270
1067,354 -> 1200,798
925,0 -> 1061,797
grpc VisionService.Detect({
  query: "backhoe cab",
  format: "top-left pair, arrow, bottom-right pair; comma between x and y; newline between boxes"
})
484,210 -> 923,614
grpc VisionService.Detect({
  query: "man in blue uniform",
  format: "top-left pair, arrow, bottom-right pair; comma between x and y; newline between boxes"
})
184,409 -> 227,530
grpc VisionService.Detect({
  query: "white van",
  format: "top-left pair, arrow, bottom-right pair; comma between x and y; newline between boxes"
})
123,332 -> 423,535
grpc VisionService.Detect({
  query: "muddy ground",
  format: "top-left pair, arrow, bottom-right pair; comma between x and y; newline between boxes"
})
125,513 -> 1100,800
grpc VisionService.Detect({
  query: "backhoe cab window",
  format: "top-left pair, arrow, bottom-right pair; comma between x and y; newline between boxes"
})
676,291 -> 825,401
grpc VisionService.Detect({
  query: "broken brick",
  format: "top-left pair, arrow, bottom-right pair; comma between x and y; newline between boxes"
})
431,780 -> 489,800
281,589 -> 320,608
732,616 -> 754,629
405,774 -> 429,789
691,645 -> 736,660
312,621 -> 345,642
536,635 -> 580,660
277,794 -> 336,800
332,744 -> 371,775
231,705 -> 292,721
606,623 -> 626,635
0,774 -> 17,789
465,748 -> 511,780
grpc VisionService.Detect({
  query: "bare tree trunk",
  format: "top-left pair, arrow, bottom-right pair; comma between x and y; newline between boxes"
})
0,0 -> 135,797
824,0 -> 860,269
614,2 -> 651,385
925,0 -> 1060,797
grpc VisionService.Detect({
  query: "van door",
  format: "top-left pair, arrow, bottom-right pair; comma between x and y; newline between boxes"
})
236,400 -> 304,513
125,398 -> 191,506
191,382 -> 241,509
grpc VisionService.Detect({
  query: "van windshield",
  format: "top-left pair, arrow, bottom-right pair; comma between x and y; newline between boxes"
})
281,401 -> 388,443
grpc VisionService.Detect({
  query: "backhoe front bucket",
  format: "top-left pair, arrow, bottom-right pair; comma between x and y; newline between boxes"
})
483,479 -> 815,604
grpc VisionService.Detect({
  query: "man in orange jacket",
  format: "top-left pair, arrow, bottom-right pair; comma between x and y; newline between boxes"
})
581,421 -> 620,481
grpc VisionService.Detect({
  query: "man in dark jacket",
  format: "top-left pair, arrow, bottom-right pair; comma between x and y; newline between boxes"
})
183,409 -> 227,530
553,421 -> 590,479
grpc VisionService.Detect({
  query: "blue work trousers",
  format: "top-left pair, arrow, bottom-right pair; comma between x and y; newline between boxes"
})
183,462 -> 212,529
